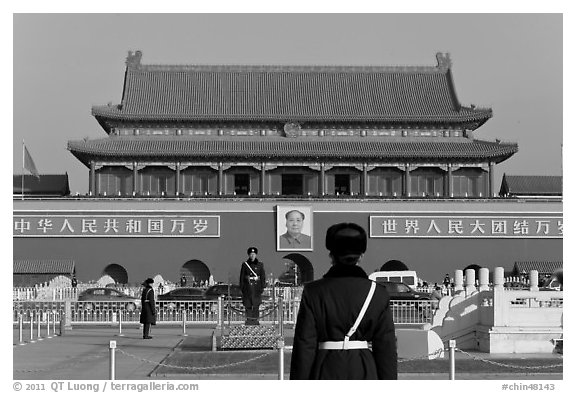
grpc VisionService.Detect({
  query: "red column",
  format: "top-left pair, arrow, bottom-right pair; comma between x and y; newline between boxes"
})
89,161 -> 96,196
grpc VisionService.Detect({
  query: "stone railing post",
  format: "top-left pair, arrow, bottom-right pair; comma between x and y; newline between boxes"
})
493,267 -> 504,289
464,269 -> 476,296
492,267 -> 506,327
529,270 -> 539,292
479,268 -> 490,291
454,269 -> 464,293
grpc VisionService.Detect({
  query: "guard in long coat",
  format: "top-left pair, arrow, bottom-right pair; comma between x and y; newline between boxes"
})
239,247 -> 266,325
139,278 -> 156,339
290,223 -> 397,380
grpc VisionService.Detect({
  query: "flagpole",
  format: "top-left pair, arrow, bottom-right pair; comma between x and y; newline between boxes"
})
22,140 -> 25,200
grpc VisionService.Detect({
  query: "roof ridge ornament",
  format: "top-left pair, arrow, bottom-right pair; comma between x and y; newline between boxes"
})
126,50 -> 143,69
436,52 -> 452,70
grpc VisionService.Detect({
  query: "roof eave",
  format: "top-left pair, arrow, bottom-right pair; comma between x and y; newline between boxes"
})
91,110 -> 492,125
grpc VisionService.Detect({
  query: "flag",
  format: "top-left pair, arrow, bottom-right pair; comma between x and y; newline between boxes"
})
24,145 -> 40,178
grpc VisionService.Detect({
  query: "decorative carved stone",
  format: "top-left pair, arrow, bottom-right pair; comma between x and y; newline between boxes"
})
436,52 -> 452,69
126,50 -> 143,68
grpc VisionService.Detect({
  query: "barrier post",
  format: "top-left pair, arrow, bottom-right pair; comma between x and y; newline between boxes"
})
64,301 -> 72,331
59,312 -> 66,336
117,311 -> 124,337
272,284 -> 276,329
217,296 -> 223,328
293,295 -> 300,326
109,340 -> 116,380
181,310 -> 188,336
211,330 -> 217,352
278,295 -> 284,337
37,311 -> 43,341
18,315 -> 25,345
46,311 -> 51,338
277,336 -> 285,380
30,313 -> 35,343
53,311 -> 57,336
449,340 -> 456,380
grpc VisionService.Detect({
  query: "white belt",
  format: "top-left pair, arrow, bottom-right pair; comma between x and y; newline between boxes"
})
318,340 -> 369,350
317,281 -> 376,351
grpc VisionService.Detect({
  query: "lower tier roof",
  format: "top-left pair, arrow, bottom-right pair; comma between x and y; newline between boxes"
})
68,136 -> 517,166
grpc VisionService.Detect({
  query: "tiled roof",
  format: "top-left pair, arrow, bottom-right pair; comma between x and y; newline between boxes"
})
13,174 -> 71,196
67,136 -> 518,164
513,261 -> 562,275
500,175 -> 562,196
13,260 -> 75,274
92,52 -> 492,126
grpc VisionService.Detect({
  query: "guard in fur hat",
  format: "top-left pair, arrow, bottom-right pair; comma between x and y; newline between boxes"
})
140,278 -> 156,339
290,223 -> 397,379
239,247 -> 266,325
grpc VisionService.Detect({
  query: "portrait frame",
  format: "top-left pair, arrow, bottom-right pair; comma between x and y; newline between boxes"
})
276,205 -> 313,251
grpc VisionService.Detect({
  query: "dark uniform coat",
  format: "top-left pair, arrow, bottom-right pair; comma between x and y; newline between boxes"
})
139,286 -> 156,325
290,264 -> 397,380
239,258 -> 266,308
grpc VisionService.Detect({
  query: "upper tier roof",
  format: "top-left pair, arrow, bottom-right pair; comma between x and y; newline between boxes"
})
92,51 -> 492,128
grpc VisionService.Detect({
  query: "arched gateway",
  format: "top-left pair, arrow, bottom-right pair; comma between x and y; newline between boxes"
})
102,263 -> 128,284
180,260 -> 211,285
279,253 -> 314,285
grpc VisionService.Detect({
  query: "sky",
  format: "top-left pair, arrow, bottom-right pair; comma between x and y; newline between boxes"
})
11,13 -> 563,194
5,7 -> 574,389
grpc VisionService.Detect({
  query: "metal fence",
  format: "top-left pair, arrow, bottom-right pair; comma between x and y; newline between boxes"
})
13,298 -> 434,326
13,285 -> 303,302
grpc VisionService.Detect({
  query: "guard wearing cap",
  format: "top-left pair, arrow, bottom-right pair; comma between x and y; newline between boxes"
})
140,278 -> 156,339
239,247 -> 266,325
290,223 -> 397,379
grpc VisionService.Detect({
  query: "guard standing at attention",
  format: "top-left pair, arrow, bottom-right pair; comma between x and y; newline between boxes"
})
290,223 -> 397,379
239,247 -> 266,325
140,278 -> 156,339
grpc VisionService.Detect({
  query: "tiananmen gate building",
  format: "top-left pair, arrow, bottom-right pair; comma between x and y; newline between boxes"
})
13,51 -> 562,286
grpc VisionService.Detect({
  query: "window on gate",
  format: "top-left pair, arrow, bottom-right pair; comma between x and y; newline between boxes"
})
425,177 -> 435,196
282,174 -> 303,195
335,174 -> 350,195
234,174 -> 250,195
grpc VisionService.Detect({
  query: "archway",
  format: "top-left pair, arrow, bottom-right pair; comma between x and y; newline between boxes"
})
380,259 -> 409,271
463,264 -> 482,278
102,264 -> 128,284
180,259 -> 211,286
278,253 -> 314,285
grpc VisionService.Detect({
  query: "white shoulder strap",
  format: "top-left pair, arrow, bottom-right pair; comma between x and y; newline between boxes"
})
244,261 -> 258,277
344,281 -> 377,345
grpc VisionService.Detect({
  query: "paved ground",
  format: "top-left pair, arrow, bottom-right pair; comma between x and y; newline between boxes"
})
13,326 -> 563,380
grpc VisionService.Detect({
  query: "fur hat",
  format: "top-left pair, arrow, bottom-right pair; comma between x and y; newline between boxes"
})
247,247 -> 258,255
142,278 -> 154,286
325,223 -> 367,256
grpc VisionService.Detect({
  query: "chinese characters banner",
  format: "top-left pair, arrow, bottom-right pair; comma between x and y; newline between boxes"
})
13,215 -> 220,237
370,216 -> 562,238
